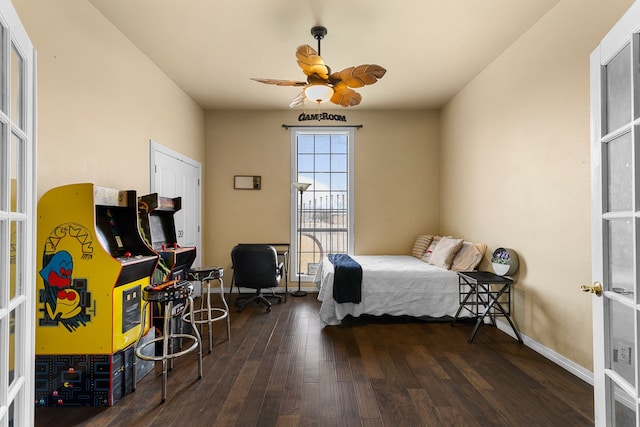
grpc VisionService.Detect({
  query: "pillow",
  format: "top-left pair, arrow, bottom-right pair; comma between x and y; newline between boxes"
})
451,241 -> 487,271
421,236 -> 442,263
411,234 -> 433,258
428,237 -> 464,269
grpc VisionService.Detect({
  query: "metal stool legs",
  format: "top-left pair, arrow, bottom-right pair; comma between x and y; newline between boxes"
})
134,295 -> 202,403
184,269 -> 230,353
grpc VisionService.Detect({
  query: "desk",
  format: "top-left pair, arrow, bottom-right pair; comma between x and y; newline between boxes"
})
452,271 -> 523,343
236,243 -> 289,302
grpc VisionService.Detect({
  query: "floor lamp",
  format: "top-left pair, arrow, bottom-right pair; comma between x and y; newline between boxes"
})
292,182 -> 311,297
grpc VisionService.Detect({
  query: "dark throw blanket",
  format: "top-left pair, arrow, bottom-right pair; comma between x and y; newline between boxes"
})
328,254 -> 362,304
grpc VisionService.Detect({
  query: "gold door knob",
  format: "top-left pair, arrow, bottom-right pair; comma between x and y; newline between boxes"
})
581,282 -> 603,297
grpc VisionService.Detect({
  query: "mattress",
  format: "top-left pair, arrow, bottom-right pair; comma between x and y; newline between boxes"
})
314,255 -> 463,326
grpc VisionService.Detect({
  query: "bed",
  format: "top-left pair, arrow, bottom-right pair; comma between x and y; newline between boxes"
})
313,236 -> 487,326
314,255 -> 463,325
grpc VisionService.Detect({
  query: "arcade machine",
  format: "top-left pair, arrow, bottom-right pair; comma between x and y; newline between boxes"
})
137,193 -> 196,285
137,193 -> 197,333
35,183 -> 159,407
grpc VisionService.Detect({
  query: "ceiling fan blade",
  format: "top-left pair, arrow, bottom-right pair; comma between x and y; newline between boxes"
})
295,45 -> 330,80
331,64 -> 386,88
250,78 -> 307,86
289,91 -> 306,108
330,83 -> 362,107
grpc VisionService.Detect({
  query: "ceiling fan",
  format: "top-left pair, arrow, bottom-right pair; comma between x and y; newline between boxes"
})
251,26 -> 386,108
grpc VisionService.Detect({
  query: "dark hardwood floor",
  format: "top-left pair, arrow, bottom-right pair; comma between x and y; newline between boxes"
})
35,294 -> 594,426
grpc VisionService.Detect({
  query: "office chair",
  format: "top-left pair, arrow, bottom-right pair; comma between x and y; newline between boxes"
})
231,244 -> 283,312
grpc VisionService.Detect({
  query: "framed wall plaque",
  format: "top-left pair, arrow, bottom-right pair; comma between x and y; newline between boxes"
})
234,175 -> 261,190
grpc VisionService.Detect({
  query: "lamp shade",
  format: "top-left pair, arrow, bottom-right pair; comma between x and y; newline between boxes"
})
292,182 -> 311,192
304,84 -> 334,103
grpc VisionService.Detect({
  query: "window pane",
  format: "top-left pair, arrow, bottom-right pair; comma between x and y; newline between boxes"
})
331,154 -> 347,172
298,154 -> 314,172
331,135 -> 347,153
298,135 -> 314,153
315,134 -> 330,152
605,44 -> 631,134
606,132 -> 632,212
331,173 -> 347,191
315,154 -> 331,172
314,172 -> 331,190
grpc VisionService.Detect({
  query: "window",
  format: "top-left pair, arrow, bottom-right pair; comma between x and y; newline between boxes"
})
291,128 -> 355,279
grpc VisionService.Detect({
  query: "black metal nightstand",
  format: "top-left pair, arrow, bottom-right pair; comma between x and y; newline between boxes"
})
452,271 -> 523,343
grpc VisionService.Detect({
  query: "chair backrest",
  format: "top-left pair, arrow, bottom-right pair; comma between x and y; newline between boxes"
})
231,244 -> 281,289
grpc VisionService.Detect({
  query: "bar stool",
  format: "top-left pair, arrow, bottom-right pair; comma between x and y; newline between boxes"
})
183,267 -> 230,353
133,280 -> 202,403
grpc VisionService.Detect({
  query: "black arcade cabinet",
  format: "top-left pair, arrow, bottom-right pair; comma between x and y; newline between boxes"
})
138,193 -> 197,331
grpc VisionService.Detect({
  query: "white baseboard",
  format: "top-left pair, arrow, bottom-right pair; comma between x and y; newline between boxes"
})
495,321 -> 594,385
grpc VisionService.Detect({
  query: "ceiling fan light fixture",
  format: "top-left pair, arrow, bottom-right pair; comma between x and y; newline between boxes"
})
304,84 -> 334,103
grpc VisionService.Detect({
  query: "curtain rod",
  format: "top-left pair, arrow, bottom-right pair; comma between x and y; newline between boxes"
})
282,124 -> 363,129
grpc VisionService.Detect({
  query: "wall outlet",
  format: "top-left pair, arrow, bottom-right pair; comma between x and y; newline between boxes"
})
615,342 -> 633,365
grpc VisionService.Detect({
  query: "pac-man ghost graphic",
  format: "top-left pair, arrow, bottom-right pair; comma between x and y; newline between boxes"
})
39,250 -> 89,331
39,251 -> 73,289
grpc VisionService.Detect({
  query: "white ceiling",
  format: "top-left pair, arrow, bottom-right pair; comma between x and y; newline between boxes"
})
88,0 -> 560,110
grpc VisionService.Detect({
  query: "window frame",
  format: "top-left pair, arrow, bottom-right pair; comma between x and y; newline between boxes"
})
290,127 -> 355,281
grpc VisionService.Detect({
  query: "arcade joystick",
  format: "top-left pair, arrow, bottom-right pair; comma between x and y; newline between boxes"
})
124,251 -> 131,258
174,242 -> 178,249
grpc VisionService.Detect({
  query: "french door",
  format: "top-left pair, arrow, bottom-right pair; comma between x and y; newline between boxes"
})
0,0 -> 36,425
590,1 -> 640,425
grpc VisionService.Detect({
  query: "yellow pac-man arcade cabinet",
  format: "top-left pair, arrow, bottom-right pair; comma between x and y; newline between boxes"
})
35,183 -> 158,407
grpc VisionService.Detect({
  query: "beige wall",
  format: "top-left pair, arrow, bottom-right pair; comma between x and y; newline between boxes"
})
13,0 -> 205,200
440,0 -> 634,370
204,109 -> 440,272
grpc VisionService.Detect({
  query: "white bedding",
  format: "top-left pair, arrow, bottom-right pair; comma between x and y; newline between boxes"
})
314,255 -> 463,326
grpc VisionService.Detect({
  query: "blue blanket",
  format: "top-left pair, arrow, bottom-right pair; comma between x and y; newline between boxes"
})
328,254 -> 362,304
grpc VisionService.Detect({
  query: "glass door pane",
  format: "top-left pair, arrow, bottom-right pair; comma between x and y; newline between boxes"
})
608,298 -> 635,386
608,218 -> 634,298
606,44 -> 632,134
606,132 -> 633,212
611,381 -> 636,426
10,42 -> 22,130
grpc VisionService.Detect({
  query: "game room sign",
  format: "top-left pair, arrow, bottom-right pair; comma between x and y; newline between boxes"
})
298,112 -> 347,123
